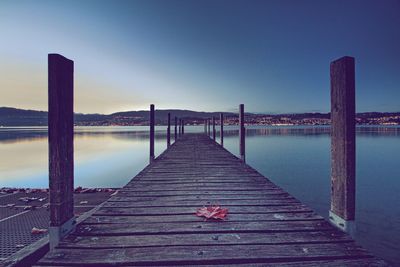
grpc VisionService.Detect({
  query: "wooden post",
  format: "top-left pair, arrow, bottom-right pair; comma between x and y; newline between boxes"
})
204,119 -> 207,133
149,104 -> 155,163
48,54 -> 75,250
239,104 -> 245,162
212,116 -> 216,141
182,119 -> 185,135
220,113 -> 224,146
174,116 -> 178,142
207,119 -> 211,136
167,113 -> 171,147
329,56 -> 356,235
178,119 -> 182,136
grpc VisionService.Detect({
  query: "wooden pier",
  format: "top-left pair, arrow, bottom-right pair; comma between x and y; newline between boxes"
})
35,133 -> 387,266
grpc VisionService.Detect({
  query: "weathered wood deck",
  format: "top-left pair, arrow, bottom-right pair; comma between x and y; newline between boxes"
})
36,133 -> 387,266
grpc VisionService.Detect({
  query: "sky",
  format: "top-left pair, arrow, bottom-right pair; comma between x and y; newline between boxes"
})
0,0 -> 399,114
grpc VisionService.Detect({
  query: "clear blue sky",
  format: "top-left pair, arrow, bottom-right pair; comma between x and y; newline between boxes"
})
0,0 -> 399,114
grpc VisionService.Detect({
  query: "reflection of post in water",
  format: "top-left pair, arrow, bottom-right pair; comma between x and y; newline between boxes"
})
329,56 -> 356,236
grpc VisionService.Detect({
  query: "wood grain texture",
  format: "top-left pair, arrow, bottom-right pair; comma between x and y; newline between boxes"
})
37,133 -> 386,266
48,54 -> 74,226
330,56 -> 356,220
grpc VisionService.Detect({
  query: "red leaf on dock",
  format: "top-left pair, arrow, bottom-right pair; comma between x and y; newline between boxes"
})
196,206 -> 228,220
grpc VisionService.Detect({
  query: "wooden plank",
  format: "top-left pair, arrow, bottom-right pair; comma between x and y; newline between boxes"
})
34,258 -> 390,267
102,199 -> 301,208
60,231 -> 351,248
129,179 -> 267,184
122,186 -> 278,191
37,243 -> 371,266
76,220 -> 331,235
116,190 -> 288,197
94,205 -> 312,216
109,194 -> 293,202
83,212 -> 324,224
189,258 -> 390,267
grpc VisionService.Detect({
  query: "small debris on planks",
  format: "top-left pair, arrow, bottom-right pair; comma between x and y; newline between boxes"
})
31,227 -> 48,235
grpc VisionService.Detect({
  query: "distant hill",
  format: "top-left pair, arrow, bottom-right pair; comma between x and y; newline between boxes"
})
0,107 -> 399,126
0,107 -> 237,126
0,107 -> 48,126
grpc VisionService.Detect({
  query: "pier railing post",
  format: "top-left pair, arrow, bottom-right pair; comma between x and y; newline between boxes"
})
150,104 -> 155,163
204,119 -> 207,133
167,113 -> 171,147
178,119 -> 182,136
220,113 -> 224,146
212,116 -> 216,141
207,119 -> 211,136
174,116 -> 177,141
182,119 -> 185,135
48,54 -> 75,250
239,104 -> 245,162
329,56 -> 356,235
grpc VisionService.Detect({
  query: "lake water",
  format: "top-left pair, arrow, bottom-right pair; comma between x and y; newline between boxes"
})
0,125 -> 399,265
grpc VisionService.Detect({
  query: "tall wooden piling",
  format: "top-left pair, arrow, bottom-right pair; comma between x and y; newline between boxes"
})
179,119 -> 182,136
220,113 -> 224,146
204,119 -> 207,133
48,54 -> 75,250
212,116 -> 216,141
207,119 -> 211,136
182,119 -> 185,135
167,113 -> 171,147
149,104 -> 155,163
329,56 -> 356,234
239,104 -> 245,162
174,116 -> 178,141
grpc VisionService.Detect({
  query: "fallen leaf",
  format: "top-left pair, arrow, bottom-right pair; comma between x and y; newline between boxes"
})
196,206 -> 228,221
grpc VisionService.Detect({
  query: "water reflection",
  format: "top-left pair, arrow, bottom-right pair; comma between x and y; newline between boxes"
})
1,125 -> 398,144
0,126 -> 169,143
223,125 -> 400,137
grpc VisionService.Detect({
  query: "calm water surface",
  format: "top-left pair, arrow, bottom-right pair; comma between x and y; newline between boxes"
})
0,125 -> 399,265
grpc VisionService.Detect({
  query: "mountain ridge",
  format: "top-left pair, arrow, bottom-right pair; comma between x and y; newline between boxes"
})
0,107 -> 399,126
